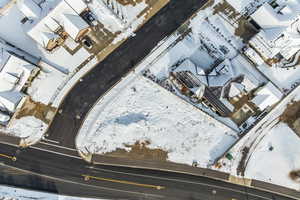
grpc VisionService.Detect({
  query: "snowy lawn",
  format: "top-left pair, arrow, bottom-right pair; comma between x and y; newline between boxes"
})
245,123 -> 300,191
27,68 -> 67,105
0,116 -> 47,145
77,75 -> 238,167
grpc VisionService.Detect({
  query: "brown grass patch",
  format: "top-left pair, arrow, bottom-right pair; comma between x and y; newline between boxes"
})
105,141 -> 168,161
15,98 -> 57,124
280,100 -> 300,137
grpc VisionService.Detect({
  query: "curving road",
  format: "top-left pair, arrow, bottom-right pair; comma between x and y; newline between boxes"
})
45,0 -> 208,149
1,0 -> 298,199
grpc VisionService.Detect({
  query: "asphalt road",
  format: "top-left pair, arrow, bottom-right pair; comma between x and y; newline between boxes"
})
45,0 -> 209,149
1,1 -> 296,200
0,143 -> 295,200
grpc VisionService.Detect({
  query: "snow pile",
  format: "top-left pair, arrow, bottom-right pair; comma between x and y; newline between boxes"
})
0,184 -> 105,200
77,75 -> 238,167
1,116 -> 47,139
245,123 -> 300,191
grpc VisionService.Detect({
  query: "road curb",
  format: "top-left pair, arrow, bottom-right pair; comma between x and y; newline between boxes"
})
91,155 -> 300,199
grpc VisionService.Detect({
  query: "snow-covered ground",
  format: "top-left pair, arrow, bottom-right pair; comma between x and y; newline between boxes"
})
77,74 -> 238,167
245,122 -> 300,191
0,185 -> 105,200
216,85 -> 300,190
0,116 -> 47,144
141,4 -> 267,130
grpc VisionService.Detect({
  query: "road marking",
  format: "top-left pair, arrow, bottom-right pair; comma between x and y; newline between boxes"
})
30,146 -> 80,159
38,141 -> 76,151
41,138 -> 60,144
86,166 -> 274,200
0,153 -> 16,161
82,174 -> 165,190
2,164 -> 164,199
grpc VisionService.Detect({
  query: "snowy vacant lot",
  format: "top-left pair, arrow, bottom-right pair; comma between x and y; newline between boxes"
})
245,123 -> 300,191
77,75 -> 238,167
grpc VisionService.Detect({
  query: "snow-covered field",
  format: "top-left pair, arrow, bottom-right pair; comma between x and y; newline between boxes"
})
77,74 -> 238,167
245,122 -> 300,191
0,185 -> 105,200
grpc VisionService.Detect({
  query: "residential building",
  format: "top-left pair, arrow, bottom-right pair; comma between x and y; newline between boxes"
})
18,0 -> 90,51
248,0 -> 300,65
0,49 -> 39,116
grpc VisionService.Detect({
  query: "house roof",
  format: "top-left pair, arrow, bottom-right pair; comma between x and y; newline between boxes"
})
0,49 -> 37,93
64,0 -> 87,14
228,82 -> 244,98
226,0 -> 252,12
250,1 -> 300,60
17,0 -> 41,19
26,0 -> 88,47
173,59 -> 208,85
61,13 -> 89,40
41,32 -> 60,47
251,82 -> 283,111
0,91 -> 23,113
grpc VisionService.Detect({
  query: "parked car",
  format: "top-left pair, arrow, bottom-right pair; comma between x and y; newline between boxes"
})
82,37 -> 93,49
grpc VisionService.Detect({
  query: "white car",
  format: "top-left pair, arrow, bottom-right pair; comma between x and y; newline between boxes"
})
0,112 -> 10,124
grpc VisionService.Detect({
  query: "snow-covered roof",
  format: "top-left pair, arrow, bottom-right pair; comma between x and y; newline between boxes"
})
226,0 -> 251,13
64,0 -> 87,14
173,59 -> 208,85
242,76 -> 257,92
61,13 -> 89,40
244,47 -> 264,66
0,49 -> 10,72
27,0 -> 88,47
207,59 -> 233,87
17,0 -> 41,19
0,91 -> 23,113
228,82 -> 244,98
250,1 -> 300,60
0,49 -> 38,93
251,82 -> 283,111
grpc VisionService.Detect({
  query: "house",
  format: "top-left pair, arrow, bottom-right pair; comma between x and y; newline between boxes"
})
20,0 -> 89,51
169,59 -> 232,117
249,1 -> 300,63
0,49 -> 39,114
251,82 -> 283,111
17,0 -> 41,20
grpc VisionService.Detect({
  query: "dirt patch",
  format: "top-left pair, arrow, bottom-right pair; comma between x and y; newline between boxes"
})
236,146 -> 249,176
280,100 -> 300,137
289,170 -> 300,182
15,98 -> 57,125
105,141 -> 168,161
116,0 -> 144,6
